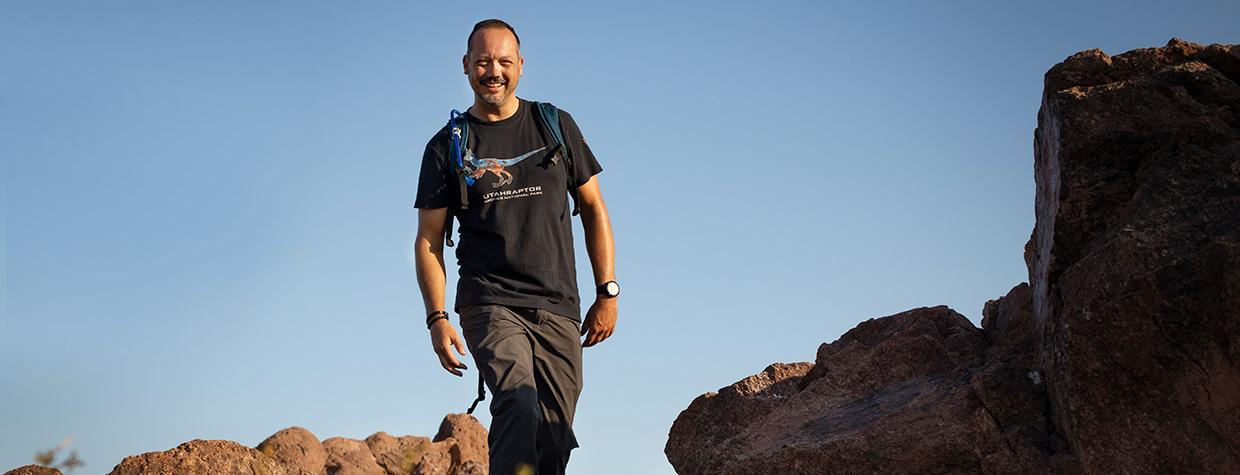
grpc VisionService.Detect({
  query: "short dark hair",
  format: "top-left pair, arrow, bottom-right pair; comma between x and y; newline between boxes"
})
466,19 -> 520,54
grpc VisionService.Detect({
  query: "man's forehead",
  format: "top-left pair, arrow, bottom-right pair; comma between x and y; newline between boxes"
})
469,27 -> 520,54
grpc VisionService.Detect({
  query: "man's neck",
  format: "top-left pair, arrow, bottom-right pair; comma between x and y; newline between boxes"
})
468,97 -> 521,122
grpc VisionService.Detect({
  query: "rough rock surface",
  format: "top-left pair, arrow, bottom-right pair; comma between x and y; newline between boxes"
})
433,413 -> 489,470
1030,38 -> 1240,472
665,362 -> 814,474
667,304 -> 1073,474
86,414 -> 487,475
2,466 -> 63,475
108,439 -> 287,475
323,437 -> 385,475
363,432 -> 432,475
257,427 -> 328,475
667,38 -> 1239,474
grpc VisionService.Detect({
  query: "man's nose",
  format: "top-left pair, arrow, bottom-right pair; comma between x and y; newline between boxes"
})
486,62 -> 502,77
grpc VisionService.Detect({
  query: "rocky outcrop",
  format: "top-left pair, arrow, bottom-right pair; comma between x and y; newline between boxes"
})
1031,38 -> 1240,472
257,427 -> 328,475
665,362 -> 814,474
322,437 -> 386,475
666,302 -> 1075,474
109,439 -> 287,475
363,432 -> 432,475
667,38 -> 1240,474
98,414 -> 487,475
2,466 -> 63,475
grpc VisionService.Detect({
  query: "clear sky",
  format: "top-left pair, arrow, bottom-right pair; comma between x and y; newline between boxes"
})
2,1 -> 1235,473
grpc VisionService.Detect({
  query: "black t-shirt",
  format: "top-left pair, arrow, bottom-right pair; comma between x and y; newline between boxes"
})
414,98 -> 603,321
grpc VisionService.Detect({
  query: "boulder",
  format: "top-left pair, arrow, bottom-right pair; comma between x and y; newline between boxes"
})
322,437 -> 384,475
107,439 -> 286,475
667,38 -> 1239,474
432,414 -> 489,471
1030,38 -> 1240,472
3,466 -> 63,475
666,305 -> 1071,474
256,427 -> 327,475
90,414 -> 487,475
665,362 -> 813,474
410,439 -> 456,475
363,432 -> 431,475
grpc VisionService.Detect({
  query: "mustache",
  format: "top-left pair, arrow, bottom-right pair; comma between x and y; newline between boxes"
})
480,76 -> 506,85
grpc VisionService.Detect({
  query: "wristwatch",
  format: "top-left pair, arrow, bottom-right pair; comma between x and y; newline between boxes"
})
596,280 -> 620,298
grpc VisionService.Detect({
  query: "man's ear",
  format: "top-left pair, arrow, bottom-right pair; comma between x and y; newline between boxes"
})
462,54 -> 469,75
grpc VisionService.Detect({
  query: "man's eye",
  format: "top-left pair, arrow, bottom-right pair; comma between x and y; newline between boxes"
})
500,61 -> 512,66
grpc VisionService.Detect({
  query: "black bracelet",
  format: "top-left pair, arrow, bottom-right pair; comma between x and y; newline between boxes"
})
426,310 -> 449,329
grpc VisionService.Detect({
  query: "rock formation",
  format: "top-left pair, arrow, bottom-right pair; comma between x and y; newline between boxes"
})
667,302 -> 1075,474
1030,37 -> 1240,473
88,413 -> 486,475
666,38 -> 1239,474
107,439 -> 286,475
256,427 -> 329,475
2,466 -> 63,475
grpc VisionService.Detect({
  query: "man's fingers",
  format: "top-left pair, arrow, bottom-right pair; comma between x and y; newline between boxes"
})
435,343 -> 468,376
452,335 -> 467,357
437,352 -> 463,376
583,325 -> 615,348
439,358 -> 463,376
443,347 -> 468,370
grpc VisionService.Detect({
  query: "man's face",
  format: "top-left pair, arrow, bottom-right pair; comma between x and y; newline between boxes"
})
463,27 -> 523,109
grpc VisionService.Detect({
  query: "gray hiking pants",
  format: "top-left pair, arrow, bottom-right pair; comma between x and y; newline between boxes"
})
459,304 -> 583,475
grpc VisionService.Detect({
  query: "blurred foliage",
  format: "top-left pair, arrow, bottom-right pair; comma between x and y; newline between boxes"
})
33,437 -> 85,473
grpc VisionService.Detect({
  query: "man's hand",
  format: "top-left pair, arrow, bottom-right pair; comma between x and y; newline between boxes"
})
581,298 -> 617,348
429,319 -> 469,376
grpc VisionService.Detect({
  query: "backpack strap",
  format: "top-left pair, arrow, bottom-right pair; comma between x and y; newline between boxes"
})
466,372 -> 486,415
532,102 -> 581,216
444,110 -> 472,247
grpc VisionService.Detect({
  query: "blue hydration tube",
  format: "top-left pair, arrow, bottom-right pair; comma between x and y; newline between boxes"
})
449,109 -> 476,186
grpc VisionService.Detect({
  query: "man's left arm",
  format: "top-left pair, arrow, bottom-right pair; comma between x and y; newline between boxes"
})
577,174 -> 617,347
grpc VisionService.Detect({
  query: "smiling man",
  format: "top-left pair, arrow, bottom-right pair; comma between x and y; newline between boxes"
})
412,19 -> 619,475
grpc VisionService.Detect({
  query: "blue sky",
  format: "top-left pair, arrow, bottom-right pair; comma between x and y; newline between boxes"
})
2,1 -> 1235,473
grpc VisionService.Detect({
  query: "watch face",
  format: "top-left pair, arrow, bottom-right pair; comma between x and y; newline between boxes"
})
605,281 -> 620,296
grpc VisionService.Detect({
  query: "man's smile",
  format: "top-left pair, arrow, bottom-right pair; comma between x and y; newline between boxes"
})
481,77 -> 506,92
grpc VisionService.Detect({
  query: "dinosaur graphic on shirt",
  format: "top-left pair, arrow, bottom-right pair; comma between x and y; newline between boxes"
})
463,146 -> 547,188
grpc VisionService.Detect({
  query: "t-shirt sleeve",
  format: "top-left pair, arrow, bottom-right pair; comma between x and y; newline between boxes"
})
558,109 -> 603,187
413,128 -> 455,209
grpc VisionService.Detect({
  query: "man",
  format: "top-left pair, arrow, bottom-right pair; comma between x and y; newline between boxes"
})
412,19 -> 619,475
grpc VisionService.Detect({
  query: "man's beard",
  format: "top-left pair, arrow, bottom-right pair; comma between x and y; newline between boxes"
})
477,76 -> 510,107
479,90 -> 507,107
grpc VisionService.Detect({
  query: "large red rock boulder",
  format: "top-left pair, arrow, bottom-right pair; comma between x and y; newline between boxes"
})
322,437 -> 385,475
429,413 -> 489,475
257,427 -> 328,475
1030,38 -> 1240,472
363,432 -> 432,475
108,439 -> 287,475
410,413 -> 489,475
88,414 -> 487,475
665,362 -> 814,474
666,304 -> 1074,474
668,38 -> 1238,474
3,466 -> 63,475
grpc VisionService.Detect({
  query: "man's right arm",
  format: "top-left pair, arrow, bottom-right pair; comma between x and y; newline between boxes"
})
415,207 -> 468,377
415,207 -> 449,315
